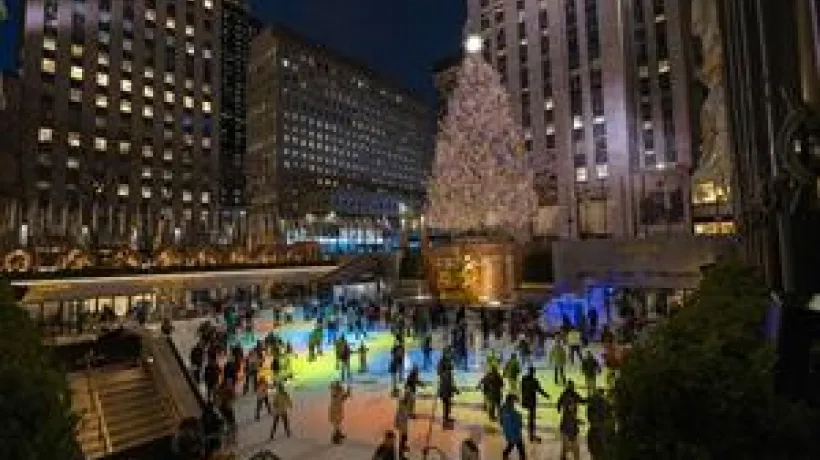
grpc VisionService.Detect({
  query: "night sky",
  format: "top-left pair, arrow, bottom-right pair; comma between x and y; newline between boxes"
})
0,0 -> 466,102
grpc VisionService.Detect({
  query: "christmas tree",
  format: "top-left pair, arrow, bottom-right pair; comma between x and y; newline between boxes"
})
426,39 -> 537,241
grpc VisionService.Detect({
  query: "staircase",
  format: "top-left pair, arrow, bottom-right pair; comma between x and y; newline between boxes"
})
69,372 -> 107,459
96,366 -> 176,455
69,366 -> 176,459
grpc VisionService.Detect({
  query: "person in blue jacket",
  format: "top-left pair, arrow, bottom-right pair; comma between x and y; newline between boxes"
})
500,394 -> 526,459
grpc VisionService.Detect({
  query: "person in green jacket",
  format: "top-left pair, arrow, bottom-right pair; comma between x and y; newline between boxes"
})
551,340 -> 568,386
486,348 -> 500,371
503,353 -> 522,394
308,323 -> 323,362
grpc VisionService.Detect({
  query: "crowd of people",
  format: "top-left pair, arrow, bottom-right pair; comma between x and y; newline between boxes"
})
172,294 -> 626,460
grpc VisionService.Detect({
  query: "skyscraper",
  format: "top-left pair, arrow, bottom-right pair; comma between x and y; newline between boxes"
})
218,0 -> 253,243
13,0 -> 223,249
248,27 -> 433,254
465,0 -> 694,239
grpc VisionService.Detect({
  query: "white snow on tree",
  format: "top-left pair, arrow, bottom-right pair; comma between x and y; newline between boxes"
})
426,49 -> 537,241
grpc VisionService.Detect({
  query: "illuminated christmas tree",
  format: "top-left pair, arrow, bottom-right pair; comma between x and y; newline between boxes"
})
426,36 -> 537,241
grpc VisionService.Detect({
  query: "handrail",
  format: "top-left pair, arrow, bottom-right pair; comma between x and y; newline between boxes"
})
84,355 -> 112,454
141,337 -> 184,425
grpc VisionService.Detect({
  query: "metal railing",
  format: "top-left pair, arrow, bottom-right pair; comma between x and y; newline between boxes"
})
84,355 -> 112,455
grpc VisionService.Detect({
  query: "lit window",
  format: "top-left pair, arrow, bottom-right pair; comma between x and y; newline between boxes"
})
70,66 -> 83,81
142,146 -> 154,157
203,48 -> 212,59
184,79 -> 194,90
142,168 -> 152,178
120,99 -> 132,113
183,96 -> 194,108
97,73 -> 109,86
164,73 -> 174,85
117,184 -> 129,197
204,0 -> 213,10
201,192 -> 210,204
164,91 -> 174,104
658,60 -> 671,74
572,116 -> 583,130
69,88 -> 82,102
145,67 -> 155,79
98,53 -> 110,66
575,166 -> 588,182
38,127 -> 53,142
123,39 -> 132,51
185,25 -> 195,36
70,43 -> 83,57
94,137 -> 107,151
141,187 -> 152,199
202,101 -> 212,113
122,60 -> 132,73
546,125 -> 556,135
186,42 -> 195,55
202,137 -> 211,148
42,58 -> 56,73
95,95 -> 108,108
202,84 -> 211,94
182,190 -> 192,202
146,9 -> 156,21
119,141 -> 130,154
68,132 -> 81,147
43,37 -> 57,51
144,86 -> 154,98
593,115 -> 605,125
595,164 -> 609,178
143,105 -> 154,118
121,79 -> 132,92
163,151 -> 173,161
166,17 -> 176,29
67,158 -> 80,169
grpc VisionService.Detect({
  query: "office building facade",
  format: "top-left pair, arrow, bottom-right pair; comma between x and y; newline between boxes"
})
465,0 -> 694,239
218,0 -> 252,243
248,27 -> 433,254
11,0 -> 224,250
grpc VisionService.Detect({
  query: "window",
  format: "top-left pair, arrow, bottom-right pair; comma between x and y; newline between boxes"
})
144,86 -> 154,98
119,141 -> 130,154
43,37 -> 57,51
95,94 -> 108,108
145,67 -> 155,79
97,73 -> 109,86
71,43 -> 83,57
595,164 -> 609,178
201,192 -> 210,204
42,58 -> 56,73
68,132 -> 81,147
69,88 -> 82,102
182,190 -> 192,202
121,79 -> 132,92
94,137 -> 107,151
117,184 -> 129,197
142,146 -> 154,157
183,96 -> 194,109
120,99 -> 132,113
67,157 -> 80,169
166,17 -> 176,30
202,101 -> 212,113
185,24 -> 194,36
164,91 -> 175,104
70,66 -> 83,80
575,166 -> 588,182
38,127 -> 54,142
142,187 -> 152,199
98,53 -> 110,66
204,0 -> 213,10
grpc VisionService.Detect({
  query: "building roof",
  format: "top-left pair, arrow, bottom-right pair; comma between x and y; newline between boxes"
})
254,24 -> 432,108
